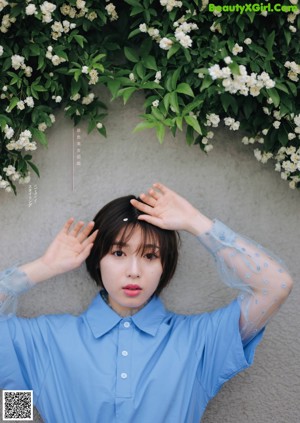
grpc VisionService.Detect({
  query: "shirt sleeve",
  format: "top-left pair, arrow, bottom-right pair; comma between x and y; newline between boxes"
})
197,299 -> 264,399
197,220 -> 293,345
0,266 -> 34,316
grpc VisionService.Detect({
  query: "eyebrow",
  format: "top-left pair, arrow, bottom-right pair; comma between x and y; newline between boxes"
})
112,242 -> 160,249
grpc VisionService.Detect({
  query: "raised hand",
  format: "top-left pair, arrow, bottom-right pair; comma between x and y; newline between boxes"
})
130,182 -> 211,234
20,218 -> 98,283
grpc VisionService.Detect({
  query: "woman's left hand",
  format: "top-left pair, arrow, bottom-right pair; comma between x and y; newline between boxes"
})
130,182 -> 204,233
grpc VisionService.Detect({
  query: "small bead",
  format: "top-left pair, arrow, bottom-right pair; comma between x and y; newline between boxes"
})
281,283 -> 287,289
263,262 -> 269,268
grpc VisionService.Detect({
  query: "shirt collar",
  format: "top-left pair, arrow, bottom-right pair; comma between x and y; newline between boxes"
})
84,293 -> 168,338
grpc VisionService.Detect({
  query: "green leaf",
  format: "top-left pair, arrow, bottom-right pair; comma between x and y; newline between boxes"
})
124,0 -> 142,6
118,87 -> 137,104
7,97 -> 19,112
142,55 -> 157,71
171,66 -> 182,91
186,125 -> 194,145
167,44 -> 180,59
156,123 -> 165,143
124,47 -> 139,63
220,93 -> 238,114
275,82 -> 290,95
175,116 -> 183,131
169,92 -> 180,114
228,62 -> 240,76
107,79 -> 121,98
31,128 -> 48,146
27,161 -> 40,177
133,121 -> 157,132
267,88 -> 280,108
141,82 -> 164,90
73,35 -> 87,48
266,30 -> 275,53
128,28 -> 141,39
176,83 -> 194,97
200,75 -> 214,92
182,97 -> 203,115
184,115 -> 202,135
135,62 -> 145,79
163,93 -> 171,111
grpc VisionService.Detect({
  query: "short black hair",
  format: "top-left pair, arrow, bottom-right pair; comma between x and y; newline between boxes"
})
85,195 -> 180,296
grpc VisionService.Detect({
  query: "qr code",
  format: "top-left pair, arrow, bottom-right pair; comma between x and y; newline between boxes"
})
2,390 -> 33,421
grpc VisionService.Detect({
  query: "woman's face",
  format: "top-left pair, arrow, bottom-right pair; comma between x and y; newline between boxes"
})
99,225 -> 163,316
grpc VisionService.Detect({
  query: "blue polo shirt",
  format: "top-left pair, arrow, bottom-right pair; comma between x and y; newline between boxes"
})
0,293 -> 264,423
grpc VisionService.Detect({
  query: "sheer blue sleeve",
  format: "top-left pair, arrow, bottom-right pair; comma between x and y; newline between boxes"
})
197,220 -> 293,346
0,267 -> 34,316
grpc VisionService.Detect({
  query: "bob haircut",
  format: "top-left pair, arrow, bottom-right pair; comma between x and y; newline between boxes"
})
86,195 -> 180,296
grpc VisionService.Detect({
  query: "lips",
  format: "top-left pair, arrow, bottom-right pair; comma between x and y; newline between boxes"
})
123,284 -> 142,297
123,284 -> 142,290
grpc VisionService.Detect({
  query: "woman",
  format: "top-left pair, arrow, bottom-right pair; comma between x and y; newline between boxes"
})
0,183 -> 293,423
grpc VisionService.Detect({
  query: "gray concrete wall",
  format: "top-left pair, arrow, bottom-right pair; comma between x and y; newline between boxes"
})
0,89 -> 299,423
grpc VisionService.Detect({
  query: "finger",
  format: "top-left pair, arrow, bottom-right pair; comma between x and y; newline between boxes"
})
70,221 -> 85,237
152,182 -> 169,194
139,193 -> 156,207
147,188 -> 160,201
77,221 -> 95,242
137,214 -> 166,229
130,199 -> 155,215
81,229 -> 99,249
62,217 -> 75,234
76,242 -> 95,263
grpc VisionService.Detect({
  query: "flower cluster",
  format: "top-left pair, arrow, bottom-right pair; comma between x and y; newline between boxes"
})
284,61 -> 300,82
160,0 -> 183,12
209,63 -> 275,97
6,130 -> 37,152
174,18 -> 198,48
105,3 -> 118,21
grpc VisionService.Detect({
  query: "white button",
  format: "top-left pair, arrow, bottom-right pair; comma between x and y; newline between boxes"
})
121,372 -> 128,379
122,350 -> 128,357
124,322 -> 130,328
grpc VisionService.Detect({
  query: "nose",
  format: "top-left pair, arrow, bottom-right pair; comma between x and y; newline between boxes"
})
127,256 -> 141,279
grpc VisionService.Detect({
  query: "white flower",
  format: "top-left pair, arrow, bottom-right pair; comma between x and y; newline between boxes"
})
293,115 -> 300,126
207,131 -> 214,139
129,73 -> 135,81
224,56 -> 232,64
273,120 -> 281,129
38,122 -> 47,132
204,144 -> 213,152
139,23 -> 147,33
11,54 -> 25,70
24,66 -> 33,77
254,149 -> 262,161
232,43 -> 243,56
76,0 -> 86,9
244,38 -> 252,45
0,45 -> 3,56
4,125 -> 14,139
82,66 -> 89,74
152,100 -> 160,108
175,31 -> 192,48
105,3 -> 118,21
24,96 -> 34,107
55,96 -> 62,103
17,100 -> 25,110
3,165 -> 16,176
154,71 -> 162,82
96,122 -> 103,129
206,113 -> 220,127
288,133 -> 296,140
25,4 -> 37,15
49,114 -> 55,123
242,136 -> 249,145
289,25 -> 297,32
82,92 -> 95,105
70,93 -> 81,101
159,37 -> 173,50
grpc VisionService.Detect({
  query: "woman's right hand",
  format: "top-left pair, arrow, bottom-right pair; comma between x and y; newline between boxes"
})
20,218 -> 98,284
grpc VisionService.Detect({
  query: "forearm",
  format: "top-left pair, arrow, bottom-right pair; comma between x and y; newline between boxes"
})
0,258 -> 57,315
0,266 -> 35,315
196,219 -> 293,343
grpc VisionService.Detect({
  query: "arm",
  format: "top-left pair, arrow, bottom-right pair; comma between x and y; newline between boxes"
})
0,218 -> 98,315
131,182 -> 294,345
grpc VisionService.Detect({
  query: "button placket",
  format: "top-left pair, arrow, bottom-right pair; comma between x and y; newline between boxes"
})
116,319 -> 132,398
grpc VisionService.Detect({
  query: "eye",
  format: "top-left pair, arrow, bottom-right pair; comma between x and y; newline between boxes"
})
112,250 -> 124,257
144,252 -> 159,260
